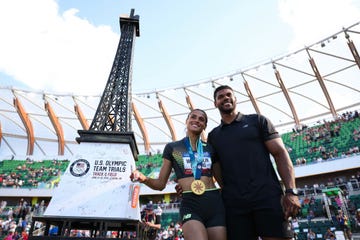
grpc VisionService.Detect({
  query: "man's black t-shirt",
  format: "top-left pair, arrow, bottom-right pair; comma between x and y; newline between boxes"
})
208,113 -> 282,207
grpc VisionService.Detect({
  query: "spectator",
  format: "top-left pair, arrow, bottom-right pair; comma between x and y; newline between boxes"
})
323,228 -> 336,240
355,209 -> 360,231
154,205 -> 163,217
336,210 -> 352,240
142,203 -> 161,240
21,230 -> 29,240
167,222 -> 175,240
4,228 -> 15,240
49,226 -> 59,236
306,228 -> 316,240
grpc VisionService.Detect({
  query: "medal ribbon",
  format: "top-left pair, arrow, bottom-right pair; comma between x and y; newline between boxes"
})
185,137 -> 203,180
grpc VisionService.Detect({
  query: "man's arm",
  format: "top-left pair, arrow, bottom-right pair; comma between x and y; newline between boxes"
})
145,220 -> 161,230
265,138 -> 296,189
265,137 -> 301,219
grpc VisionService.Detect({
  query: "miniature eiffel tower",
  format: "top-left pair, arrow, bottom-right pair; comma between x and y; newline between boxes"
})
76,8 -> 140,159
35,10 -> 143,237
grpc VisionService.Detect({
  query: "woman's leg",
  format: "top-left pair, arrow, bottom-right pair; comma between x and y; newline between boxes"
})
207,226 -> 226,240
182,219 -> 208,240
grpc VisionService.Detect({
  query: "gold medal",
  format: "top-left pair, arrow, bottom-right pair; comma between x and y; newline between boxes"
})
191,180 -> 206,195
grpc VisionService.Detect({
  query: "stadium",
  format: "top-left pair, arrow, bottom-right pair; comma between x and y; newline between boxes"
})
1,9 -> 360,240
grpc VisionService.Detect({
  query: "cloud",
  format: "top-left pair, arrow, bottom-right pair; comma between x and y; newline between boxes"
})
278,0 -> 360,51
0,0 -> 119,95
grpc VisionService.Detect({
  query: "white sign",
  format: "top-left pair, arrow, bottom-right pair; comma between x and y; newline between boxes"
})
44,142 -> 140,220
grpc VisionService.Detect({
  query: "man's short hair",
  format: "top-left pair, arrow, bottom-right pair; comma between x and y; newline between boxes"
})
213,85 -> 233,100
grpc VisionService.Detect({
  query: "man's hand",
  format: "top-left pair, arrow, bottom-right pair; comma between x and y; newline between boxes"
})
282,194 -> 301,219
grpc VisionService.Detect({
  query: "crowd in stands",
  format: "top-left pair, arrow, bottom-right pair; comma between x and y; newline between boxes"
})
1,189 -> 359,239
286,173 -> 360,239
0,198 -> 47,240
0,197 -> 186,240
286,110 -> 360,165
0,159 -> 69,189
136,154 -> 178,186
0,179 -> 359,238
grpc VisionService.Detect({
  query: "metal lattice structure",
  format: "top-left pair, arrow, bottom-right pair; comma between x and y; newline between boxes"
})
89,9 -> 140,133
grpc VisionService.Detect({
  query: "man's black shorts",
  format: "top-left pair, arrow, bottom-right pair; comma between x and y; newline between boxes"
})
225,196 -> 294,239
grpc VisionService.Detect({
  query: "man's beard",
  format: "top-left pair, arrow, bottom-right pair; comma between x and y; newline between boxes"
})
219,105 -> 234,114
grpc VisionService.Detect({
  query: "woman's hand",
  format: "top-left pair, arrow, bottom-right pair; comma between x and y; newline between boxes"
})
174,183 -> 183,197
130,170 -> 147,183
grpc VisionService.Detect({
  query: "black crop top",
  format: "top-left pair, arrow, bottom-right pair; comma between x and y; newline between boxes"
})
162,137 -> 213,180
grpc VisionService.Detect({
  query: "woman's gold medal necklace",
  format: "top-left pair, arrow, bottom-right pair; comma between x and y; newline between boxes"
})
186,137 -> 206,195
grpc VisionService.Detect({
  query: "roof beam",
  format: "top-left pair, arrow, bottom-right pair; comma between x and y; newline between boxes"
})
131,102 -> 150,153
243,80 -> 261,114
0,122 -> 2,146
273,67 -> 300,126
347,38 -> 360,69
13,97 -> 35,155
45,101 -> 65,155
307,49 -> 337,118
158,99 -> 176,141
74,104 -> 89,130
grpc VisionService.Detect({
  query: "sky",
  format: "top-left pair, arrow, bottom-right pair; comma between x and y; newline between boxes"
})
1,0 -> 360,95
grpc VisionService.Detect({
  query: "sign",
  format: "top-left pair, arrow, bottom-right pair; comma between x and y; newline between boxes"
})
44,142 -> 140,220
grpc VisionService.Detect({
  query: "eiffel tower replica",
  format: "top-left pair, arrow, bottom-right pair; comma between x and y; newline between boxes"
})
76,8 -> 140,157
29,9 -> 147,240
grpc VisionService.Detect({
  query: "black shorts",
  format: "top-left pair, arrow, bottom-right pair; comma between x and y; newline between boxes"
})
225,195 -> 294,240
180,189 -> 226,228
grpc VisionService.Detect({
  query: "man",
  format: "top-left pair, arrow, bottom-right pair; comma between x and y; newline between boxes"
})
141,203 -> 161,240
208,85 -> 301,239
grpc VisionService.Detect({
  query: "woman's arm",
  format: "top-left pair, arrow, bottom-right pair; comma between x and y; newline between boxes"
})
130,158 -> 172,191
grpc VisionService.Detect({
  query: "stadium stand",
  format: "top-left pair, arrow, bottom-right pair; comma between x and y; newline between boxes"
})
0,159 -> 69,189
282,112 -> 360,165
1,151 -> 360,239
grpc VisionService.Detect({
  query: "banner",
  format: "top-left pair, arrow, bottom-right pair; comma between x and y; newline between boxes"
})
44,142 -> 140,220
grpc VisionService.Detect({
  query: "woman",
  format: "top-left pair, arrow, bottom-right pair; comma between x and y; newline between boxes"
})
130,109 -> 226,240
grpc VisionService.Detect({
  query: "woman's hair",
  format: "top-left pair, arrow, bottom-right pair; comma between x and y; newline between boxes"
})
186,109 -> 208,125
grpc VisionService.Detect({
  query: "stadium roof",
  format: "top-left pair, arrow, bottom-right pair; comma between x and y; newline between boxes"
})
1,22 -> 360,157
